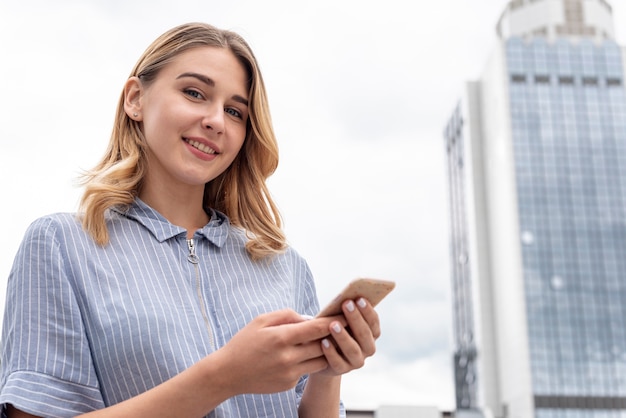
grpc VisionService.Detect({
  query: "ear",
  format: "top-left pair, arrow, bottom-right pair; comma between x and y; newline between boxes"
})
124,76 -> 144,121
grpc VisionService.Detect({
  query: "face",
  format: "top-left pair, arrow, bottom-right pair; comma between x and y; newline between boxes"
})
127,46 -> 249,194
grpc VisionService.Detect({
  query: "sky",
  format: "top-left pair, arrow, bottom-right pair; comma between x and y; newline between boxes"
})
1,0 -> 625,412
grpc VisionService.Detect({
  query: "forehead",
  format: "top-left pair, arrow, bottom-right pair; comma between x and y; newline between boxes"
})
162,46 -> 249,90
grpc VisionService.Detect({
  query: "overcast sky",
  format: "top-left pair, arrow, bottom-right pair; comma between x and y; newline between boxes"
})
1,0 -> 625,411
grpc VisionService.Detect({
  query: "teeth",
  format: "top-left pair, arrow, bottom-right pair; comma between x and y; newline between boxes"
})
186,139 -> 216,155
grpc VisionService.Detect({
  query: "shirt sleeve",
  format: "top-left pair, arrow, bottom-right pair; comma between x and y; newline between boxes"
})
289,250 -> 346,418
0,216 -> 105,418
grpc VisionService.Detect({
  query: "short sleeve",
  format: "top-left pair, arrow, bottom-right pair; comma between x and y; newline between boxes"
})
0,216 -> 105,417
290,249 -> 320,318
289,251 -> 346,417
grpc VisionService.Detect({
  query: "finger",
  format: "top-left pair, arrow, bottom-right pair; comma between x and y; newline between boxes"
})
342,300 -> 377,356
355,298 -> 381,339
297,355 -> 330,376
328,320 -> 366,369
256,309 -> 307,327
320,337 -> 351,374
295,340 -> 325,361
284,315 -> 347,345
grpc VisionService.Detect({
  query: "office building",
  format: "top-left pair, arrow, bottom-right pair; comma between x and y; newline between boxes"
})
444,0 -> 626,417
346,406 -> 453,417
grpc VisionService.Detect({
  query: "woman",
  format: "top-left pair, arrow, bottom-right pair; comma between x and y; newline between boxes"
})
0,22 -> 380,417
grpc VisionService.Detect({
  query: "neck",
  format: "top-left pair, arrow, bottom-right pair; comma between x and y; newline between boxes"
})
139,182 -> 210,239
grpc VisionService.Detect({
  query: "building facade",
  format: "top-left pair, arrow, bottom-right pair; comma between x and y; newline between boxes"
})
346,406 -> 453,418
444,1 -> 626,417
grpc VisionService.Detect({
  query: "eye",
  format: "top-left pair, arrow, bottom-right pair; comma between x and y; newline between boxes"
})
225,107 -> 242,119
183,89 -> 203,99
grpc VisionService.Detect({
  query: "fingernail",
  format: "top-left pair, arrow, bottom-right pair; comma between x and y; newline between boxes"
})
322,338 -> 330,349
357,298 -> 367,308
300,314 -> 314,320
346,300 -> 355,312
332,323 -> 342,334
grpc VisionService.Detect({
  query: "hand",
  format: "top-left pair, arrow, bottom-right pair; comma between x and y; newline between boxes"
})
213,309 -> 344,395
317,298 -> 381,376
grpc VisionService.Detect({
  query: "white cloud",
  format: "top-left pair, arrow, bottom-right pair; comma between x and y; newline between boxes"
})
340,351 -> 455,410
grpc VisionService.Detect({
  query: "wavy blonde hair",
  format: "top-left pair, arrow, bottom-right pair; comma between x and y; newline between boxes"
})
80,22 -> 285,260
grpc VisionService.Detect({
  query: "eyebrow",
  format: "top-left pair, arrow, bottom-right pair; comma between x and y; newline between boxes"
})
177,72 -> 249,107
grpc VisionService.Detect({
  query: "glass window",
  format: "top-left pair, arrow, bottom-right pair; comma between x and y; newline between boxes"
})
506,39 -> 626,411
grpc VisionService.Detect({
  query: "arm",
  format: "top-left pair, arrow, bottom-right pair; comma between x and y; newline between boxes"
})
6,355 -> 235,418
299,298 -> 381,418
8,310 -> 338,418
7,354 -> 232,418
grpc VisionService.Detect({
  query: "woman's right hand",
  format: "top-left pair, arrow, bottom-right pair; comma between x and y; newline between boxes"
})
212,309 -> 343,395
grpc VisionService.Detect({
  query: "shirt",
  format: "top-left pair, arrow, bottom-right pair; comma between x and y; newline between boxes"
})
0,199 -> 337,418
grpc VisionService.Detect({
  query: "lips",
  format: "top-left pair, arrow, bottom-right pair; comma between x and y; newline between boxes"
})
184,138 -> 218,155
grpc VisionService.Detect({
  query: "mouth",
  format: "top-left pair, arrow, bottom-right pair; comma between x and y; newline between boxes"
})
184,138 -> 218,155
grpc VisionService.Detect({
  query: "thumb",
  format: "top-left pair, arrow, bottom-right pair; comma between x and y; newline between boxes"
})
257,309 -> 308,327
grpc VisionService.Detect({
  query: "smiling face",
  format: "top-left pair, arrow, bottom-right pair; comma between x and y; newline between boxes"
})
125,46 -> 250,198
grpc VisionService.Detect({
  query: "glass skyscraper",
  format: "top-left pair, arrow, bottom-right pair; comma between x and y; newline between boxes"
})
444,1 -> 626,417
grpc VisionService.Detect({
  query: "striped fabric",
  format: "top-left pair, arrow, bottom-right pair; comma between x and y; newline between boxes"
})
0,199 -> 341,418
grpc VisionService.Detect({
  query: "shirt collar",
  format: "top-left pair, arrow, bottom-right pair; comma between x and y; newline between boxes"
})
110,198 -> 230,247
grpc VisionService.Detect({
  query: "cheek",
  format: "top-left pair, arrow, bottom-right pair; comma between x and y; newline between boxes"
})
142,110 -> 185,148
235,132 -> 247,152
221,137 -> 246,171
227,125 -> 247,152
227,141 -> 245,167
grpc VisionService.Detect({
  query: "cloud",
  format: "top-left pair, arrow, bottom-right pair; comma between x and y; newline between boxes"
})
340,351 -> 455,410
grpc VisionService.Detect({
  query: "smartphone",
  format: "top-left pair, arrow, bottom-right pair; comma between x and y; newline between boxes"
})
316,278 -> 396,317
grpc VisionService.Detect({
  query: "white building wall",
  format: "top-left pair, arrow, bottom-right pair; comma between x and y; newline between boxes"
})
462,82 -> 501,417
375,405 -> 440,418
476,42 -> 534,418
496,0 -> 615,42
582,0 -> 616,39
497,0 -> 564,40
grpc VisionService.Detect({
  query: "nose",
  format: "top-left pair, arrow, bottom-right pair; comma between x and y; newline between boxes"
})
202,104 -> 225,134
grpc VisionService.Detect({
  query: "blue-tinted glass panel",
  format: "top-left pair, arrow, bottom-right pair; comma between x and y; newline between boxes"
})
507,38 -> 626,415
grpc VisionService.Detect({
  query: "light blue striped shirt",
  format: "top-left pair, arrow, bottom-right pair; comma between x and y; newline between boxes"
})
0,199 -> 341,417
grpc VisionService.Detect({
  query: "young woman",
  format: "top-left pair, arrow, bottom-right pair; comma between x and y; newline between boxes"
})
0,23 -> 380,418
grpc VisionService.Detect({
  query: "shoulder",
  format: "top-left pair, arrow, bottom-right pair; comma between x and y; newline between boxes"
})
267,243 -> 313,279
13,213 -> 91,264
282,245 -> 309,266
23,209 -> 135,242
10,214 -> 87,285
229,226 -> 306,260
22,213 -> 82,240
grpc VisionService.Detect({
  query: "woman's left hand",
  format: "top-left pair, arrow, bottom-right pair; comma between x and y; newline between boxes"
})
317,297 -> 381,375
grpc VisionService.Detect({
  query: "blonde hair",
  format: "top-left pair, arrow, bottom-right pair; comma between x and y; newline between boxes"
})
80,22 -> 285,260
